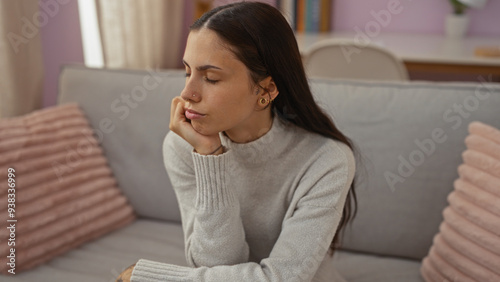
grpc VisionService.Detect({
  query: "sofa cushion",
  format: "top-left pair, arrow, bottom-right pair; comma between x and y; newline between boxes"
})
309,78 -> 500,259
0,219 -> 186,282
420,121 -> 500,282
58,66 -> 185,223
0,103 -> 136,274
0,217 -> 422,282
334,251 -> 423,282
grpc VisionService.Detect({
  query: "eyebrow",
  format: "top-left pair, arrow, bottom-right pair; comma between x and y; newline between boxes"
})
183,60 -> 222,71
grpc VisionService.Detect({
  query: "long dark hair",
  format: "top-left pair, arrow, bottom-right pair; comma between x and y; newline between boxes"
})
191,1 -> 357,255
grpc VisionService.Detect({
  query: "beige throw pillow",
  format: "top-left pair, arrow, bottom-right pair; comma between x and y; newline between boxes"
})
420,121 -> 500,282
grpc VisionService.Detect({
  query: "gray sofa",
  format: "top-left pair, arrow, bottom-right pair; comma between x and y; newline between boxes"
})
5,65 -> 500,281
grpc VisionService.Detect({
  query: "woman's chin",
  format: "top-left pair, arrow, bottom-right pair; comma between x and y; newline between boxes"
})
191,121 -> 220,136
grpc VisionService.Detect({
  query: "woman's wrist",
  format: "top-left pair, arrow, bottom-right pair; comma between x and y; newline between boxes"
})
207,144 -> 223,155
195,143 -> 224,155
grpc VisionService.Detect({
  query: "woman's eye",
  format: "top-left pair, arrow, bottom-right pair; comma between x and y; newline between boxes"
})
185,73 -> 191,78
205,77 -> 219,84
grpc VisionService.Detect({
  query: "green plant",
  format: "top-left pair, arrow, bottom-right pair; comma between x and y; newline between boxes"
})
449,0 -> 468,15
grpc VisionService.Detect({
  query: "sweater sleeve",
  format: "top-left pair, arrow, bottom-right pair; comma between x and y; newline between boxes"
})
131,140 -> 355,282
162,132 -> 249,267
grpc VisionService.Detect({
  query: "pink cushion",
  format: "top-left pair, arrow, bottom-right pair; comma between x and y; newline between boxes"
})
0,103 -> 136,274
421,121 -> 500,282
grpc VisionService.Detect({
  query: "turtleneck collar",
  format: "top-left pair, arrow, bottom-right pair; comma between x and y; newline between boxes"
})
219,114 -> 292,165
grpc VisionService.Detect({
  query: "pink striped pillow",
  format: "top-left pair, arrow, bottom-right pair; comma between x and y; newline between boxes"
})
0,103 -> 136,274
421,121 -> 500,282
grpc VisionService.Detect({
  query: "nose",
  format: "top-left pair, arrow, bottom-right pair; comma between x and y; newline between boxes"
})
180,79 -> 201,103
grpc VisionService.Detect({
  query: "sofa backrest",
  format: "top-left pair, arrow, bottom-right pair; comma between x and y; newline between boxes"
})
58,65 -> 184,224
58,65 -> 500,260
310,77 -> 500,260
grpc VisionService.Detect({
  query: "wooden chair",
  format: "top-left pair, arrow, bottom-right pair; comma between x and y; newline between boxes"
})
303,39 -> 409,81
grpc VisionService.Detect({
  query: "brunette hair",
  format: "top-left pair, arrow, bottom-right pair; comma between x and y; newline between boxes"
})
191,1 -> 357,254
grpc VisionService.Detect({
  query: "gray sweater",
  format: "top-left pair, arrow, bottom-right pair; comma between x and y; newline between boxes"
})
131,115 -> 355,282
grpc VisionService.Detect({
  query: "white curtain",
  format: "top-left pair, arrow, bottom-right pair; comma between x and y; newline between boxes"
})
96,0 -> 184,69
0,0 -> 43,118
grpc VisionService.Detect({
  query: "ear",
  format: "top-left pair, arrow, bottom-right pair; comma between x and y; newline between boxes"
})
258,76 -> 279,101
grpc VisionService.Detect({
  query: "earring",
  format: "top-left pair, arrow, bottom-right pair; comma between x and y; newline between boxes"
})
259,98 -> 268,105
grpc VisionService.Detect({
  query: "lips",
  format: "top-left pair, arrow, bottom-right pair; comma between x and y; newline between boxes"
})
185,109 -> 205,120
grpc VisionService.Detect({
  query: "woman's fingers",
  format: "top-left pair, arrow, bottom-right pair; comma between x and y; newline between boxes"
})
170,97 -> 196,137
169,97 -> 186,132
115,263 -> 135,282
169,97 -> 205,147
169,96 -> 222,154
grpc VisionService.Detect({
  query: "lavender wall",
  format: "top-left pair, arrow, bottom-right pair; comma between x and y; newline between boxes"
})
334,0 -> 500,36
40,0 -> 83,108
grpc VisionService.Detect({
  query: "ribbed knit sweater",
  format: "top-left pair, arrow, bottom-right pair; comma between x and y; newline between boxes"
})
131,115 -> 355,282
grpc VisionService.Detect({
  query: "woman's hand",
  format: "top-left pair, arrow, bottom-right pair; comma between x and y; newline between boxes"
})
169,96 -> 222,155
115,263 -> 135,282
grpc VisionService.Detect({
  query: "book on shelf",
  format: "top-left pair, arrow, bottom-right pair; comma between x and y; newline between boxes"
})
278,0 -> 332,32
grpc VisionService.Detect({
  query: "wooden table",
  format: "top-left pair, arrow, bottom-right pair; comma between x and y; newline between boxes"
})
296,31 -> 500,80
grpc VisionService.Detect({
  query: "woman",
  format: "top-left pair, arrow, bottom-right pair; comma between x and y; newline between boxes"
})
119,2 -> 356,281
